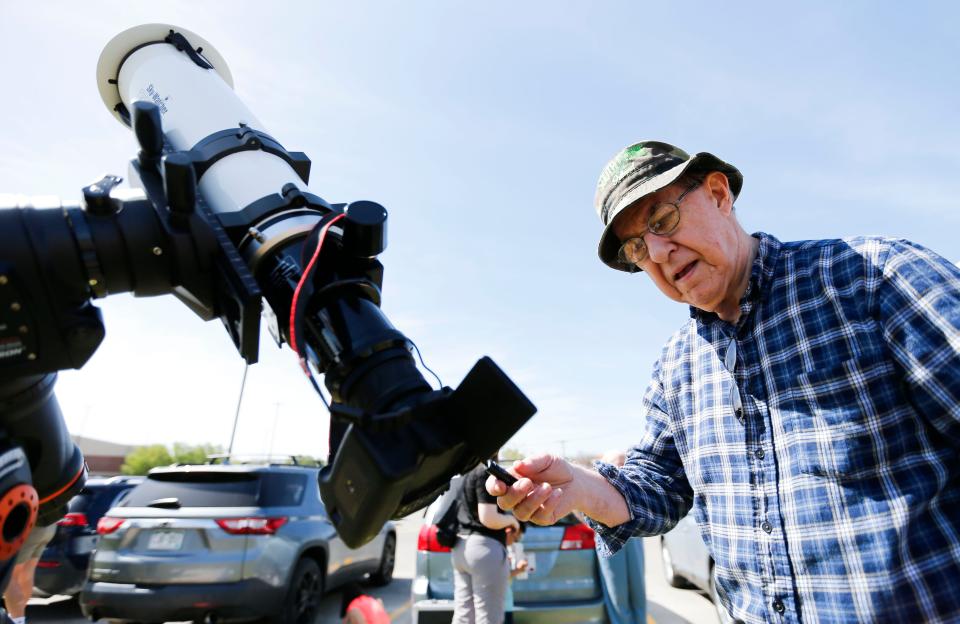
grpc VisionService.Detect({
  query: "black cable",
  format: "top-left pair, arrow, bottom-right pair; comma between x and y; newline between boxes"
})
410,340 -> 443,389
304,358 -> 331,410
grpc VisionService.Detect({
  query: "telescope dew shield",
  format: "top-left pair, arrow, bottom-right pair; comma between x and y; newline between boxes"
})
98,24 -> 309,219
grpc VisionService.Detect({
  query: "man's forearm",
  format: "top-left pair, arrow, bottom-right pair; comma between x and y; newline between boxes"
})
569,463 -> 631,527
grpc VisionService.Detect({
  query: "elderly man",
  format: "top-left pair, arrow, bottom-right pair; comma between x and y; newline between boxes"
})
489,141 -> 960,623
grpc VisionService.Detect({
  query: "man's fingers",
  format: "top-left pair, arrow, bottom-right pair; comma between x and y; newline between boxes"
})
511,482 -> 554,520
532,487 -> 566,525
486,475 -> 507,496
494,477 -> 569,525
513,453 -> 555,478
488,454 -> 575,523
490,477 -> 539,512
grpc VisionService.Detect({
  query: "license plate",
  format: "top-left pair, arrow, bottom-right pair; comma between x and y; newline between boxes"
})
147,531 -> 184,551
74,535 -> 98,554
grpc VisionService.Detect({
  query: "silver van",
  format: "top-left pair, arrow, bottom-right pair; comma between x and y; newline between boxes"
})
411,479 -> 606,623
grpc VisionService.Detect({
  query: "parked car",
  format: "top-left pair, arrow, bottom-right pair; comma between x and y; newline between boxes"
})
34,475 -> 144,598
411,477 -> 606,623
660,512 -> 735,624
80,462 -> 396,624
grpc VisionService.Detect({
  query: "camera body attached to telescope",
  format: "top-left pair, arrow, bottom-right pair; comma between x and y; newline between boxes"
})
0,24 -> 535,550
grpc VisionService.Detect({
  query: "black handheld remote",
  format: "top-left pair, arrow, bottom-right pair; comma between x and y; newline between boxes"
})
485,459 -> 518,486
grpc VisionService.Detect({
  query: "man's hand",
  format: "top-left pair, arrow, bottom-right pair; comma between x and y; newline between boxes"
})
485,454 -> 577,526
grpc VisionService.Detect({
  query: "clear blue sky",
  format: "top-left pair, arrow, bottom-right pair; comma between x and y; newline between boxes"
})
2,2 -> 958,460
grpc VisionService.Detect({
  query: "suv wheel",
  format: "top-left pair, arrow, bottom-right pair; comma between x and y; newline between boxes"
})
275,557 -> 323,624
368,532 -> 396,586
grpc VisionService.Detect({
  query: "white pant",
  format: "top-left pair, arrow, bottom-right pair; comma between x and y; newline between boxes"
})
451,533 -> 509,624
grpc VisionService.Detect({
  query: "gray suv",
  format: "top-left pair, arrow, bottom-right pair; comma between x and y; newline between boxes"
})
80,463 -> 396,624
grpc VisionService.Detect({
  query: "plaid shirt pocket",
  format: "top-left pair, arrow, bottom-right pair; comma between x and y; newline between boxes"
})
789,353 -> 898,479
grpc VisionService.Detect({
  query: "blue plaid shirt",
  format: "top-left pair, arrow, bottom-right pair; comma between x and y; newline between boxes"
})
591,233 -> 960,623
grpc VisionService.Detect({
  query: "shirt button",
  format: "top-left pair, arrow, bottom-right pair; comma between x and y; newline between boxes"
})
755,448 -> 765,459
773,598 -> 785,614
761,521 -> 773,533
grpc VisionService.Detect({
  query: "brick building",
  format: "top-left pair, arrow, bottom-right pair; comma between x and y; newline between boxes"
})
73,436 -> 136,476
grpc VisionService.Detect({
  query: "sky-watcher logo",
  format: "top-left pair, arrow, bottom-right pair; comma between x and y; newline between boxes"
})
144,83 -> 169,115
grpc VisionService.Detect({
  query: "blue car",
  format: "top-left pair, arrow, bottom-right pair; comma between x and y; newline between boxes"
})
34,476 -> 144,598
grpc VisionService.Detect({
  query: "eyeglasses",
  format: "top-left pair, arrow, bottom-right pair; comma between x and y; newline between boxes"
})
617,178 -> 702,266
724,339 -> 744,423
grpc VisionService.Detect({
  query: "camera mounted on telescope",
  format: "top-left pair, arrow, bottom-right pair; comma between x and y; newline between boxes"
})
0,24 -> 535,548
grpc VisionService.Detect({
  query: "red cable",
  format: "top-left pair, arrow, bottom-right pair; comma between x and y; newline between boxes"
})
289,213 -> 345,366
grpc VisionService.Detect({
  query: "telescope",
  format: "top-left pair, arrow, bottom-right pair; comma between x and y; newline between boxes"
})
0,23 -> 536,555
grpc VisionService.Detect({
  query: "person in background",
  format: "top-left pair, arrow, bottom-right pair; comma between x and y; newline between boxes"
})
2,522 -> 56,624
596,450 -> 646,624
452,456 -> 520,624
488,140 -> 960,623
503,521 -> 529,624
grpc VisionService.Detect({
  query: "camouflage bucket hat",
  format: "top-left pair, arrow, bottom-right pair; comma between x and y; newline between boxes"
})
594,140 -> 743,273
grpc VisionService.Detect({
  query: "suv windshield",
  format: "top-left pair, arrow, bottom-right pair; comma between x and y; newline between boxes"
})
121,471 -> 307,508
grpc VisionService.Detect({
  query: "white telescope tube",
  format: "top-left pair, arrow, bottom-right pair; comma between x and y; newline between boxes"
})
97,24 -> 310,216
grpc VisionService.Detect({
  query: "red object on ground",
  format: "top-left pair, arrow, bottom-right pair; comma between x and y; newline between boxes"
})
345,594 -> 390,623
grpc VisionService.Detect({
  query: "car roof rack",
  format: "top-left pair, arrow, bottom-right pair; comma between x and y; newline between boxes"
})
203,453 -> 323,467
105,475 -> 145,483
86,474 -> 146,485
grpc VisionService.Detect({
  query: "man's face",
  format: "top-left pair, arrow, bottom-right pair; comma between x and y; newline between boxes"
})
611,172 -> 746,316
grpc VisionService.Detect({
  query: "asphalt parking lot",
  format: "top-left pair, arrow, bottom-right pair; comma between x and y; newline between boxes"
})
26,514 -> 720,624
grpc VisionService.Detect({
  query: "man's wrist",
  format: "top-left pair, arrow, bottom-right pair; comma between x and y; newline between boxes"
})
568,462 -> 630,527
566,462 -> 603,516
